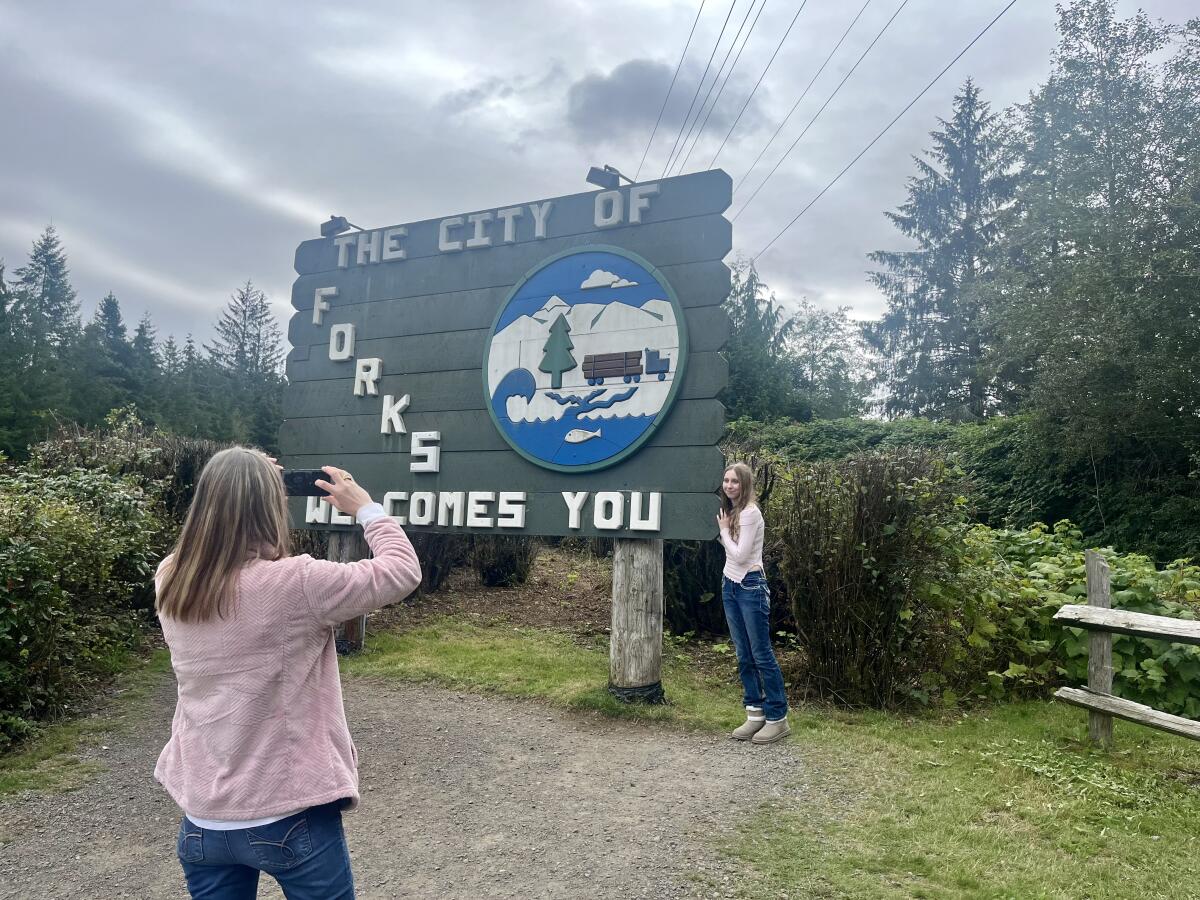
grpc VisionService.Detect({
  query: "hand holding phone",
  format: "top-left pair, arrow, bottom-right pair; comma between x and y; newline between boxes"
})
282,469 -> 329,496
313,467 -> 373,515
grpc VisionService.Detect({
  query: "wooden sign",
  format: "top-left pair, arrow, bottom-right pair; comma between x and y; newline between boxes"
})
280,170 -> 731,540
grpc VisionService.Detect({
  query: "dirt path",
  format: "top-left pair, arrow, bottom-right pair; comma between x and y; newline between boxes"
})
0,670 -> 812,899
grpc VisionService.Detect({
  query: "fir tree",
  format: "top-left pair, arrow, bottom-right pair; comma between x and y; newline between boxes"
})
0,266 -> 30,456
206,280 -> 284,386
11,226 -> 80,365
538,313 -> 577,389
865,80 -> 1015,420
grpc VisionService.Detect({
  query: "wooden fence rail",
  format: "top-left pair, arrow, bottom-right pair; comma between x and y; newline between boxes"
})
1052,549 -> 1200,746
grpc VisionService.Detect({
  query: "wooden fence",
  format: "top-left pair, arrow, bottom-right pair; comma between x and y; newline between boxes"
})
1052,549 -> 1200,746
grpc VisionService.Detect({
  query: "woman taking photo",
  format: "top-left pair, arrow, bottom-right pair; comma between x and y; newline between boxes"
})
718,462 -> 789,744
154,447 -> 421,899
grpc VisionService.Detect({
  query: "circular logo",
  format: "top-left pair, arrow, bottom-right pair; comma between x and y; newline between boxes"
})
484,247 -> 688,472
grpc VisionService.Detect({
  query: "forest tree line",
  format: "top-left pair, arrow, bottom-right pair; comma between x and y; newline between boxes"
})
0,231 -> 284,457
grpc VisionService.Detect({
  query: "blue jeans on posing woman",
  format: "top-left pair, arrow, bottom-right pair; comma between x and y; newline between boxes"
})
722,571 -> 788,721
177,800 -> 354,899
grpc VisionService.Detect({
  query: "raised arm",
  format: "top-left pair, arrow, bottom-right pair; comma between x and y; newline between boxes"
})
301,511 -> 422,626
300,466 -> 421,626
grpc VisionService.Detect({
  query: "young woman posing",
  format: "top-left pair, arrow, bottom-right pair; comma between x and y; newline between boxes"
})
154,448 -> 422,899
717,462 -> 790,744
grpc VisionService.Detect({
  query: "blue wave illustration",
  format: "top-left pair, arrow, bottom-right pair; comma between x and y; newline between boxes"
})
491,368 -> 656,466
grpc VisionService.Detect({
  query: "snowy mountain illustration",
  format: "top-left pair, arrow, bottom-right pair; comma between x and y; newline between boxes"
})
487,294 -> 679,423
485,251 -> 684,469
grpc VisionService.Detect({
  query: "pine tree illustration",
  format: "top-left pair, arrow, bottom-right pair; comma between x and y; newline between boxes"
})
538,313 -> 577,389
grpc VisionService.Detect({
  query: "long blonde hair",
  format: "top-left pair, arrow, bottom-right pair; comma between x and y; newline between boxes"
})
720,462 -> 756,541
156,447 -> 289,623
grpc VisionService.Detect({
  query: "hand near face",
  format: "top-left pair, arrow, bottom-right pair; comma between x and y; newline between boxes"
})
717,508 -> 732,532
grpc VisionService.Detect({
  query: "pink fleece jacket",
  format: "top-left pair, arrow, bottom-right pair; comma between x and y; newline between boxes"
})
154,516 -> 421,820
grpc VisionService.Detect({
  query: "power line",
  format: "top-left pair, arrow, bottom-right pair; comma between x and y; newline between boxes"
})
709,0 -> 810,169
675,0 -> 769,175
663,0 -> 747,176
660,0 -> 739,179
734,0 -> 910,221
635,0 -> 707,181
736,0 -> 873,194
754,0 -> 1021,262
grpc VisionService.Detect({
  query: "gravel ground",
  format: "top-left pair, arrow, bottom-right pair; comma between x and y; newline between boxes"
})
0,671 -> 812,899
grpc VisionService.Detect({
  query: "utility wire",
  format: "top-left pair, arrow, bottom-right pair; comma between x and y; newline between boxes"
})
709,0 -> 810,169
737,0 -> 873,193
675,0 -> 768,175
734,0 -> 910,221
660,0 -> 740,179
753,0 -> 1021,261
635,0 -> 707,181
664,0 -> 748,176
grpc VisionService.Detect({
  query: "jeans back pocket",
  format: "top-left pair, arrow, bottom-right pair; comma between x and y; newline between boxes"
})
247,815 -> 313,871
177,821 -> 204,863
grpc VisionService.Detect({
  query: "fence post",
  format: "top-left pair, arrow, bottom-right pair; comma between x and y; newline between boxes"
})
328,529 -> 370,654
1085,549 -> 1114,747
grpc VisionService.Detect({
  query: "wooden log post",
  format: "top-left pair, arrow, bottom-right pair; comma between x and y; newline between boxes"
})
1085,549 -> 1114,747
609,538 -> 665,704
328,529 -> 370,654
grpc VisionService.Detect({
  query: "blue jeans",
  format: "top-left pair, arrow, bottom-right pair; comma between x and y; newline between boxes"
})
722,571 -> 788,721
177,800 -> 355,899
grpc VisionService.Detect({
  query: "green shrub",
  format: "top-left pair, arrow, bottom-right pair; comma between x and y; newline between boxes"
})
776,448 -> 970,707
471,535 -> 539,587
963,522 -> 1200,716
29,407 -> 223,524
0,468 -> 165,748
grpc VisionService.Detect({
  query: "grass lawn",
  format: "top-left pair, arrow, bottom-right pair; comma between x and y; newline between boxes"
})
0,648 -> 171,796
346,618 -> 1200,900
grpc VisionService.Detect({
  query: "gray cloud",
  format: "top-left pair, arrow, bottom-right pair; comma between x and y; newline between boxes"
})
0,0 -> 1192,348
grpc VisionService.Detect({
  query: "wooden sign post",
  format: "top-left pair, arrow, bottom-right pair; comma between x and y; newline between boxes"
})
609,538 -> 665,703
279,172 -> 731,694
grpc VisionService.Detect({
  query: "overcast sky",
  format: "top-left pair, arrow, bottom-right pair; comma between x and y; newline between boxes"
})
0,0 -> 1193,343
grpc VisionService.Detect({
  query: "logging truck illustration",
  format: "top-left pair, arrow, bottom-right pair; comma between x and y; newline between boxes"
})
583,348 -> 671,386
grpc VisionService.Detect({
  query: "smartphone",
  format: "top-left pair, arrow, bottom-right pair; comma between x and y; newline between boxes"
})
282,469 -> 329,497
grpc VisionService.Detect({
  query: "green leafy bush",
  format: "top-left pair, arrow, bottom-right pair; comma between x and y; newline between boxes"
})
29,406 -> 222,524
0,467 -> 166,748
958,522 -> 1200,716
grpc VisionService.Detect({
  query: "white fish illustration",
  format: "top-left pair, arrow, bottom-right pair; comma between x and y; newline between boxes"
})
564,427 -> 602,444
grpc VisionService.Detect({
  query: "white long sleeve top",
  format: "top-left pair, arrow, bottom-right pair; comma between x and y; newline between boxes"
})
719,504 -> 764,583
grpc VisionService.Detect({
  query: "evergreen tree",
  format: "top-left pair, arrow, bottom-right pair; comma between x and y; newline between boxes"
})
205,282 -> 285,449
723,264 -> 800,421
988,1 -> 1196,452
0,266 -> 30,456
130,312 -> 161,420
7,226 -> 80,449
206,280 -> 284,387
73,294 -> 135,425
865,79 -> 1015,420
10,226 -> 80,364
538,313 -> 577,389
